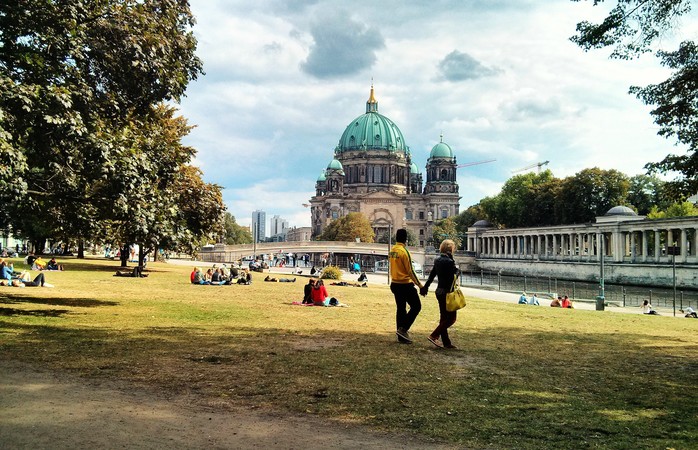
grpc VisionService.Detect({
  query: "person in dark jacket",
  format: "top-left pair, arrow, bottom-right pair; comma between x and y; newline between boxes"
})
420,239 -> 460,349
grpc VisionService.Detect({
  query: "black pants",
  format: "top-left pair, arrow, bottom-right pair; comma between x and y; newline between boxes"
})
390,283 -> 421,332
431,288 -> 457,346
23,273 -> 45,287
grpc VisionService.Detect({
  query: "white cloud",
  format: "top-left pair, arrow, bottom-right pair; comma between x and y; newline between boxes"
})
181,0 -> 690,226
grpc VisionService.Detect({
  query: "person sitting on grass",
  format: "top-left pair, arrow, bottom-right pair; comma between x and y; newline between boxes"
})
311,279 -> 330,306
211,268 -> 226,285
518,292 -> 528,304
357,271 -> 368,282
550,296 -> 562,307
529,293 -> 540,306
46,257 -> 64,271
191,267 -> 210,285
32,256 -> 47,271
641,299 -> 659,315
561,296 -> 573,309
303,279 -> 315,304
237,269 -> 251,285
680,306 -> 697,318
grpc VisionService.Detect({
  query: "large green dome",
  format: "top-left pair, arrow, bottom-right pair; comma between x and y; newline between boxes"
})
336,87 -> 408,155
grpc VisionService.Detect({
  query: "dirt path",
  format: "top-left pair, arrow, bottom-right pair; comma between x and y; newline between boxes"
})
0,362 -> 455,450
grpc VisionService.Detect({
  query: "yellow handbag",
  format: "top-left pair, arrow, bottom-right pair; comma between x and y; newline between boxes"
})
445,274 -> 466,312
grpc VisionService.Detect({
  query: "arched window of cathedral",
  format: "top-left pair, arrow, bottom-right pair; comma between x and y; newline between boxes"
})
419,211 -> 424,220
405,210 -> 413,220
332,210 -> 339,219
441,208 -> 448,219
440,168 -> 448,180
374,165 -> 381,183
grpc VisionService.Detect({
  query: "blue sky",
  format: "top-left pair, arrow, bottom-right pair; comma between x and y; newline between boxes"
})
178,0 -> 696,234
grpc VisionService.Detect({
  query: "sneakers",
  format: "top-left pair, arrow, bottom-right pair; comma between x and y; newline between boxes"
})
427,336 -> 443,348
396,328 -> 412,343
42,283 -> 54,288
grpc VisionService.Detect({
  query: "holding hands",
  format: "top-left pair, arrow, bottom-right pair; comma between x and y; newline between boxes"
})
419,285 -> 429,297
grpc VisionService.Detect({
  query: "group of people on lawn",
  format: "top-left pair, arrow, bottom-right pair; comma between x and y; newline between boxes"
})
0,256 -> 58,287
190,264 -> 252,285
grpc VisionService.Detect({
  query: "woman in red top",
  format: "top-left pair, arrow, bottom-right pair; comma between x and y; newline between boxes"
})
311,279 -> 329,306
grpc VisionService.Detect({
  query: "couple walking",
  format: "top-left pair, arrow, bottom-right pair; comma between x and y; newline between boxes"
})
389,228 -> 459,349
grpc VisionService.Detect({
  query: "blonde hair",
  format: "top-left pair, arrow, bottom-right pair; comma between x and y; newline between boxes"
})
439,239 -> 456,254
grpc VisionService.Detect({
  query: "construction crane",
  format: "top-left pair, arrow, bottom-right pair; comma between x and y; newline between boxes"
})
512,160 -> 549,174
457,159 -> 496,168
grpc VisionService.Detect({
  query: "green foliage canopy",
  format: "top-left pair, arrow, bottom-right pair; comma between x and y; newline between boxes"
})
223,213 -> 253,245
571,0 -> 697,199
318,212 -> 375,243
0,1 -> 219,254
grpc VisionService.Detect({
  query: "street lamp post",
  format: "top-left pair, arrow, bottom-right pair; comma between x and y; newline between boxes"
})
596,233 -> 605,311
387,223 -> 392,285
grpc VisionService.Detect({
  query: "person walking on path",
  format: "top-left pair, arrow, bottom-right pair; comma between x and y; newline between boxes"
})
420,239 -> 459,349
389,228 -> 423,344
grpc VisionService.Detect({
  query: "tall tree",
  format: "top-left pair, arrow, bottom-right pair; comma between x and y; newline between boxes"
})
223,213 -> 253,245
479,170 -> 558,228
627,174 -> 669,215
571,0 -> 697,198
432,217 -> 461,250
0,0 -> 204,252
318,212 -> 375,243
556,168 -> 630,224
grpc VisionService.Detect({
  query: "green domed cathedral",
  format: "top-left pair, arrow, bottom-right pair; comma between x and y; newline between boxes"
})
310,86 -> 461,246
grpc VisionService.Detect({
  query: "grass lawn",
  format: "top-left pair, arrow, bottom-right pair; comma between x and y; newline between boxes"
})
1,257 -> 696,449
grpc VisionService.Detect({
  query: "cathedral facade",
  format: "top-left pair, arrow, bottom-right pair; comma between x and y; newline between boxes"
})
309,87 -> 461,247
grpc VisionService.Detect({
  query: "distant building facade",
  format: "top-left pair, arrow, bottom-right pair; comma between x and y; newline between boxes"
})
309,86 -> 461,247
251,210 -> 266,243
286,226 -> 312,242
270,215 -> 289,242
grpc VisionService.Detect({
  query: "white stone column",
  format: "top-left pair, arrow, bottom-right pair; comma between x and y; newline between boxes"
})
681,228 -> 688,263
654,230 -> 661,262
641,230 -> 648,262
630,231 -> 636,262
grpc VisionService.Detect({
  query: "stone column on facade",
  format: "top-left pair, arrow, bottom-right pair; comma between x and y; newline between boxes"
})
630,231 -> 636,263
694,227 -> 698,262
681,228 -> 688,263
654,229 -> 661,262
536,235 -> 542,260
542,234 -> 548,259
641,230 -> 648,262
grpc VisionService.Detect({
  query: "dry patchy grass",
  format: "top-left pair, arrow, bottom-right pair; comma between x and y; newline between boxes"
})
1,257 -> 697,449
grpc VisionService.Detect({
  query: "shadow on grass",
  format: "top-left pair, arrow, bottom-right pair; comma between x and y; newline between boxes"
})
1,292 -> 118,308
0,307 -> 71,317
0,321 -> 696,450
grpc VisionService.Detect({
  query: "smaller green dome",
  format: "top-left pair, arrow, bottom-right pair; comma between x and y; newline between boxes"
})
317,170 -> 326,182
327,159 -> 344,171
430,141 -> 453,158
410,162 -> 420,174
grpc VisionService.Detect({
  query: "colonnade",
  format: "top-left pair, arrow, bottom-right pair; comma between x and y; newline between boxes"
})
466,218 -> 698,265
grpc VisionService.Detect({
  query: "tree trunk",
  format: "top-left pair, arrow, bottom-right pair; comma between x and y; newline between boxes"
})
77,240 -> 85,259
120,243 -> 129,268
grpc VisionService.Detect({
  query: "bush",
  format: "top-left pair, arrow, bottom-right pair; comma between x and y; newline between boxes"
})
320,265 -> 342,280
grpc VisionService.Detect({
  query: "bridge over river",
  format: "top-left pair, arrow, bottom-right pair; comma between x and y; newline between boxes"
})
199,241 -> 427,269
